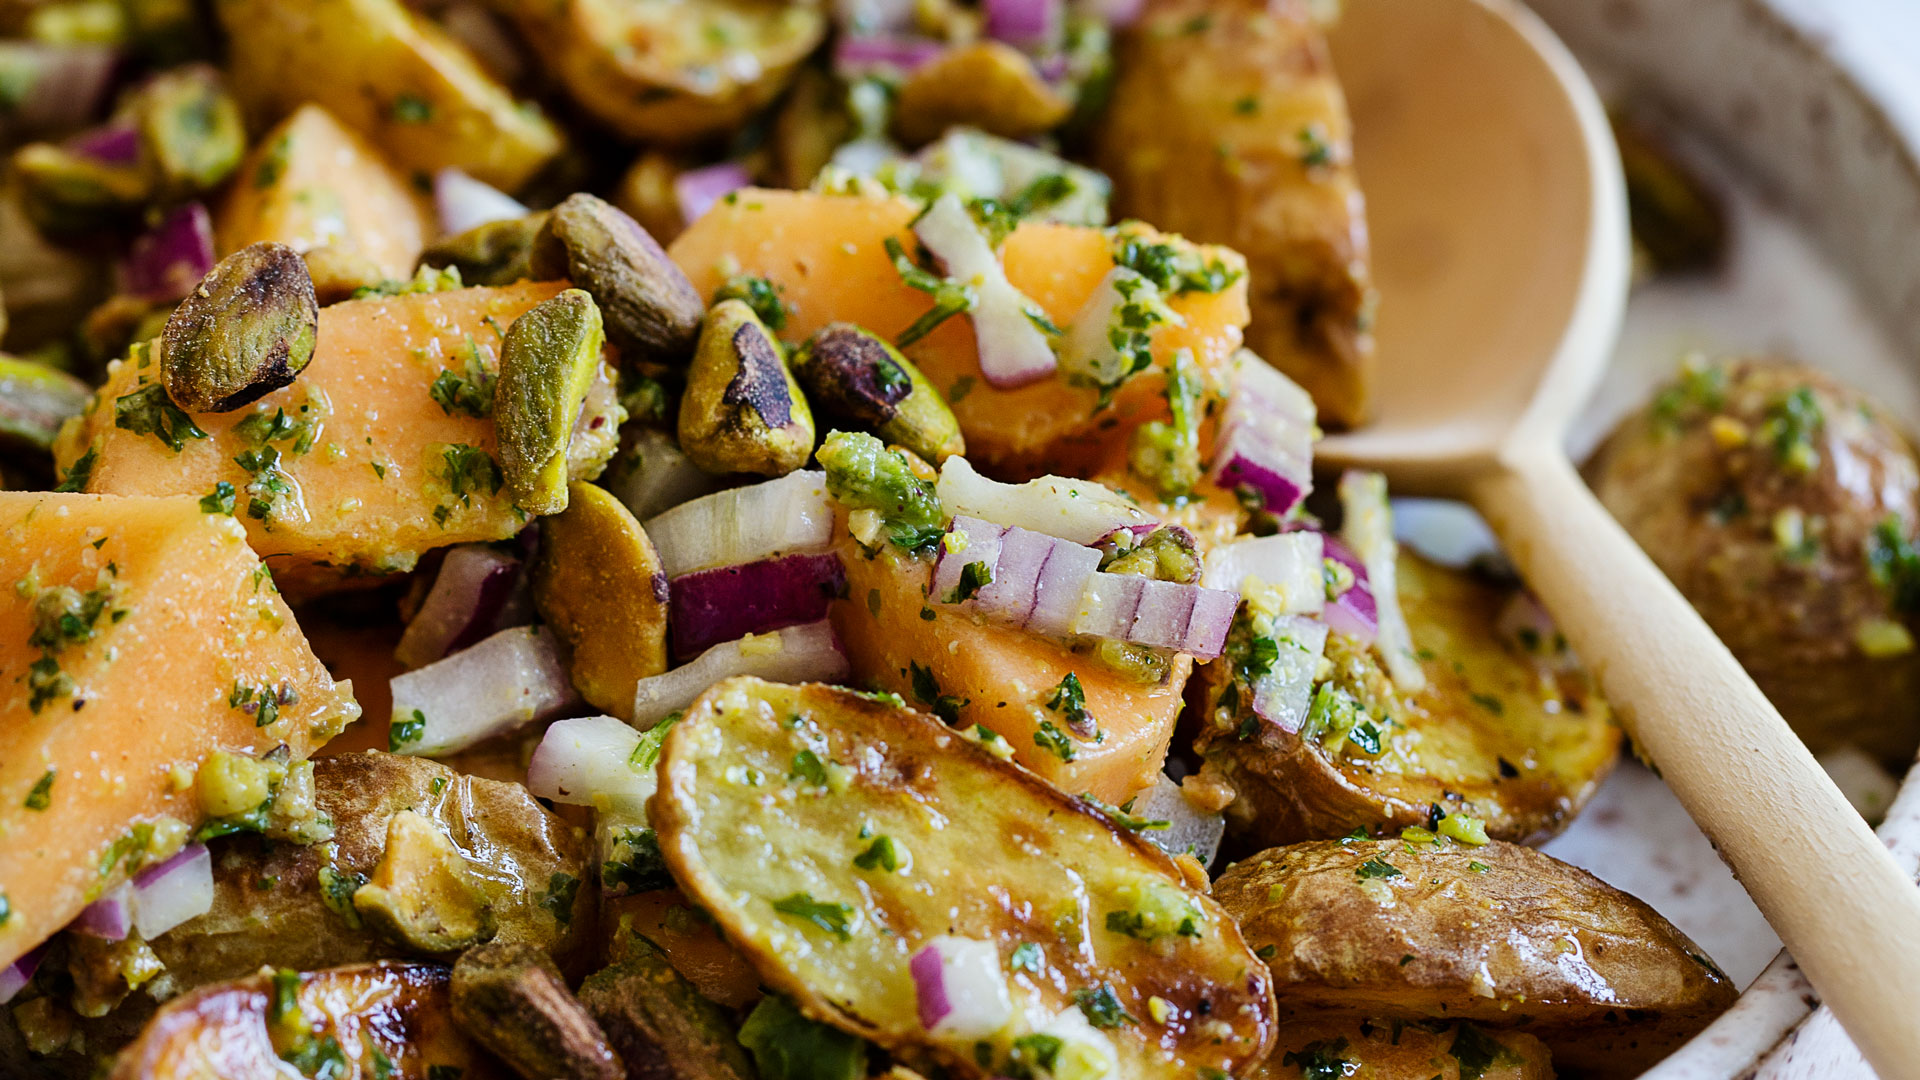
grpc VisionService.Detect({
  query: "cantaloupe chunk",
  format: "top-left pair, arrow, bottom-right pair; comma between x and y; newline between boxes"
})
668,189 -> 1250,475
830,541 -> 1190,805
0,493 -> 359,971
217,104 -> 432,295
52,282 -> 570,597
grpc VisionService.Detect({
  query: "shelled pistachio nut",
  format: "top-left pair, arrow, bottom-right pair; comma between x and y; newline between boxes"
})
678,299 -> 815,477
0,355 -> 92,451
791,323 -> 964,464
497,288 -> 606,516
160,241 -> 318,412
132,64 -> 245,198
529,193 -> 703,362
421,211 -> 549,287
12,142 -> 151,236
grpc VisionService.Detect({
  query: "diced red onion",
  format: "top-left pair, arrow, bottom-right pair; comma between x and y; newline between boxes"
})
67,124 -> 139,165
389,626 -> 579,756
1201,531 -> 1325,615
0,944 -> 44,1003
526,714 -> 653,816
1338,471 -> 1426,691
1211,424 -> 1312,518
434,167 -> 527,238
120,202 -> 214,303
930,516 -> 1006,603
605,428 -> 726,522
72,883 -> 131,940
0,43 -> 117,142
646,470 -> 835,579
832,33 -> 945,77
1250,615 -> 1331,734
1210,351 -> 1317,516
1127,773 -> 1225,867
673,163 -> 752,228
984,0 -> 1061,48
394,544 -> 526,669
131,843 -> 212,939
1071,571 -> 1144,639
669,552 -> 847,661
1318,533 -> 1378,642
914,193 -> 1057,389
972,525 -> 1054,625
936,456 -> 1152,545
1085,0 -> 1146,27
1034,54 -> 1069,83
632,619 -> 850,727
910,936 -> 1013,1039
833,0 -> 916,33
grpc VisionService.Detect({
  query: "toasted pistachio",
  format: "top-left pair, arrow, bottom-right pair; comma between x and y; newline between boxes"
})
576,937 -> 759,1080
497,288 -> 607,515
791,323 -> 964,464
131,64 -> 245,198
160,241 -> 318,412
0,355 -> 91,451
891,41 -> 1072,146
422,211 -> 550,287
12,141 -> 150,236
533,481 -> 669,719
678,299 -> 815,476
529,193 -> 704,362
452,942 -> 624,1080
353,810 -> 497,954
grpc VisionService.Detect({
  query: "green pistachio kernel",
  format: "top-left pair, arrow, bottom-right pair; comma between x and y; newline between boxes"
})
419,211 -> 549,288
160,241 -> 318,412
496,288 -> 607,515
132,63 -> 245,197
678,299 -> 815,477
12,141 -> 151,236
0,355 -> 91,450
791,322 -> 965,465
529,193 -> 703,362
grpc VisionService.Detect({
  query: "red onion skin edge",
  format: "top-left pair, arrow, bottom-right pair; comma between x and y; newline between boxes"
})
447,562 -> 523,655
72,889 -> 130,940
833,34 -> 946,76
1215,447 -> 1307,518
910,945 -> 951,1030
121,202 -> 215,303
132,842 -> 206,890
67,124 -> 139,164
668,552 -> 848,661
673,163 -> 752,227
0,944 -> 46,1004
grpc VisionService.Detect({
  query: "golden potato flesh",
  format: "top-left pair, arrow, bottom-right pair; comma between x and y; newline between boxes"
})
108,962 -> 504,1080
1589,356 -> 1920,766
651,677 -> 1276,1079
1257,1020 -> 1553,1080
1094,0 -> 1376,427
1215,839 -> 1738,1079
1196,551 -> 1619,847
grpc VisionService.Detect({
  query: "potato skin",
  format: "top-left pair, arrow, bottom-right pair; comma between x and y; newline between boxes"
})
1216,840 -> 1737,1079
1196,551 -> 1619,847
1589,356 -> 1920,766
1257,1020 -> 1553,1080
1095,0 -> 1376,428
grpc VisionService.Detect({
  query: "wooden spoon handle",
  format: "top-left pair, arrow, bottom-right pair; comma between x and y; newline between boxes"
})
1466,450 -> 1920,1072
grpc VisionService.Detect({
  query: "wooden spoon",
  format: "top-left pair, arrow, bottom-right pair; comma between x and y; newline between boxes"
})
1317,0 -> 1920,1072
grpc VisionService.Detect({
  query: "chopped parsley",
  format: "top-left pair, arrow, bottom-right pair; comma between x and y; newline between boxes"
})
1045,672 -> 1096,734
23,769 -> 54,810
541,872 -> 580,925
884,236 -> 975,347
852,835 -> 901,872
772,892 -> 855,941
389,709 -> 426,751
1867,516 -> 1920,614
54,446 -> 97,492
234,444 -> 294,522
429,338 -> 496,419
199,480 -> 237,514
114,383 -> 207,452
1356,857 -> 1402,880
1007,1033 -> 1063,1078
713,274 -> 790,332
1281,1037 -> 1352,1080
909,661 -> 964,724
816,430 -> 946,553
390,93 -> 434,124
1009,941 -> 1043,973
1297,125 -> 1334,168
1033,720 -> 1078,762
317,865 -> 368,929
945,558 -> 993,603
1449,1023 -> 1513,1080
1072,983 -> 1136,1028
1760,386 -> 1824,474
604,827 -> 673,894
440,443 -> 502,506
1110,231 -> 1241,295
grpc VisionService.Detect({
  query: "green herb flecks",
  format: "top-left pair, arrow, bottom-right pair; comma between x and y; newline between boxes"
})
389,709 -> 426,751
772,891 -> 856,941
429,337 -> 497,418
54,446 -> 97,492
1356,857 -> 1402,880
884,237 -> 975,348
1072,983 -> 1136,1028
23,768 -> 54,810
1281,1037 -> 1352,1080
604,826 -> 673,894
115,382 -> 207,452
909,661 -> 964,724
853,835 -> 902,872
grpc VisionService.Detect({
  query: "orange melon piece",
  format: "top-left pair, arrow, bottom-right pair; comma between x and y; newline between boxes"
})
53,281 -> 569,597
217,104 -> 432,294
667,189 -> 1249,475
0,492 -> 359,971
830,541 -> 1190,805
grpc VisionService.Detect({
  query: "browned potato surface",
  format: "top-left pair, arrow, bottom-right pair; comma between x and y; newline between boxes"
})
651,677 -> 1276,1079
1257,1020 -> 1554,1080
1589,356 -> 1920,766
1197,551 -> 1619,847
108,963 -> 504,1080
1216,840 -> 1737,1079
1095,0 -> 1377,427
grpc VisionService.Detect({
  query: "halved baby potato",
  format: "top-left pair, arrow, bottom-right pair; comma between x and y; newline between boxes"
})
107,962 -> 503,1080
1215,839 -> 1738,1079
1258,1020 -> 1553,1080
1196,550 -> 1620,846
650,677 -> 1276,1079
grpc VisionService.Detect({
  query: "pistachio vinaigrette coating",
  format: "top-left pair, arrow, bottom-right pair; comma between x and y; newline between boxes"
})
496,287 -> 608,515
160,241 -> 319,412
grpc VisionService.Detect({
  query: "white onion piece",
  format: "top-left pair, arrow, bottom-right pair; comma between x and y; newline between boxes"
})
910,936 -> 1013,1039
937,455 -> 1152,545
131,843 -> 213,939
526,715 -> 655,816
646,470 -> 835,578
1251,615 -> 1332,734
394,544 -> 524,669
913,194 -> 1057,388
1202,532 -> 1325,615
1338,471 -> 1425,692
72,883 -> 131,940
929,516 -> 1006,602
0,944 -> 44,1004
632,619 -> 850,727
390,626 -> 579,756
434,168 -> 528,237
1036,1006 -> 1119,1078
605,427 -> 726,522
1127,773 -> 1225,867
1072,571 -> 1144,639
1058,267 -> 1181,387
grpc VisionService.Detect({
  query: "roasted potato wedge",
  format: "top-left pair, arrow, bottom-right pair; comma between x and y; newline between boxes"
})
508,0 -> 827,143
1258,1020 -> 1553,1080
452,943 -> 622,1080
1588,356 -> 1920,767
1095,0 -> 1377,427
108,962 -> 504,1080
651,677 -> 1276,1079
214,0 -> 563,191
577,937 -> 757,1080
1196,550 -> 1620,846
1216,839 -> 1738,1079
